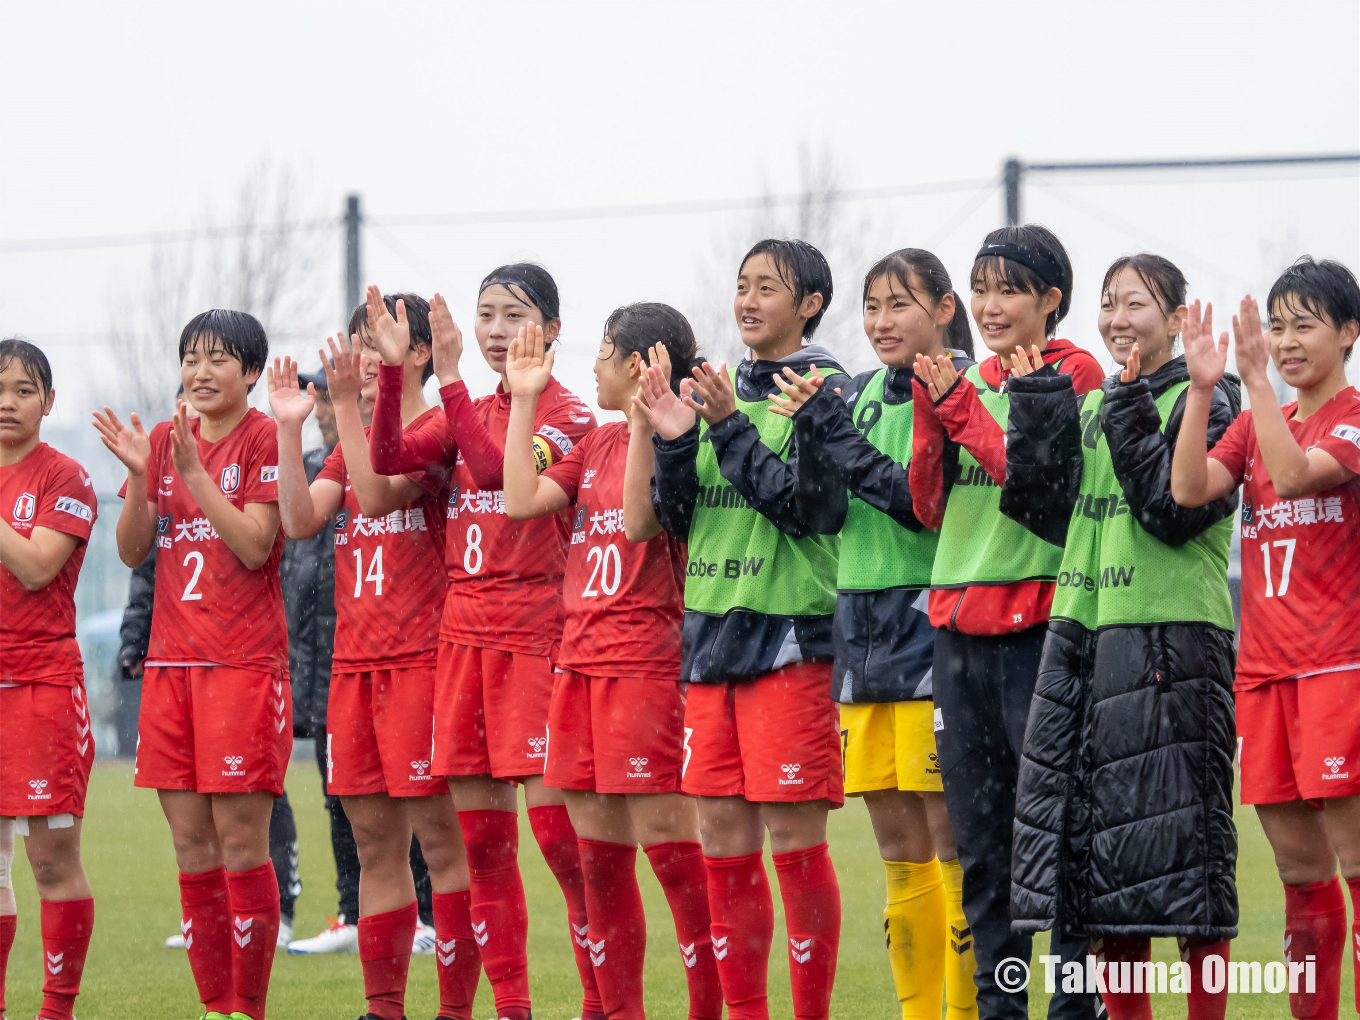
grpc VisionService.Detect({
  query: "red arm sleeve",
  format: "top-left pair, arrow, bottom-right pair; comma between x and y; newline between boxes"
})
909,378 -> 948,530
541,436 -> 588,504
935,375 -> 1008,485
35,459 -> 96,542
440,381 -> 506,490
1207,410 -> 1251,483
370,365 -> 453,476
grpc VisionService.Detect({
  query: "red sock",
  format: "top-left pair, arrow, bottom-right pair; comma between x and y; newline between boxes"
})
432,890 -> 481,1020
458,809 -> 530,1020
578,839 -> 646,1020
179,867 -> 233,1014
1179,937 -> 1230,1020
1284,877 -> 1346,1020
358,901 -> 417,1020
772,842 -> 840,1020
227,861 -> 281,1020
528,804 -> 603,1020
645,841 -> 723,1020
1092,935 -> 1152,1020
1346,875 -> 1360,1015
705,851 -> 773,1020
0,912 -> 15,1017
38,898 -> 94,1020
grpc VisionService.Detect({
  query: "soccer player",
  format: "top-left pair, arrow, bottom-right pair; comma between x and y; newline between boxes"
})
767,249 -> 978,1020
368,268 -> 599,1020
94,310 -> 286,1020
634,238 -> 845,1020
909,226 -> 1103,1020
0,338 -> 97,1020
1172,257 -> 1360,1020
1003,254 -> 1240,1020
269,289 -> 479,1020
501,305 -> 722,1020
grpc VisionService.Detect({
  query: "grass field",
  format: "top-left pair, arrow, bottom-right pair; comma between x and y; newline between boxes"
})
5,762 -> 1350,1019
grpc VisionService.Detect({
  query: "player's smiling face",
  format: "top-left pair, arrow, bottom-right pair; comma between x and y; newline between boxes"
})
0,359 -> 53,450
593,336 -> 642,412
1099,266 -> 1183,372
476,284 -> 560,377
734,252 -> 805,357
1268,298 -> 1359,391
862,271 -> 949,369
180,334 -> 259,418
970,265 -> 1060,356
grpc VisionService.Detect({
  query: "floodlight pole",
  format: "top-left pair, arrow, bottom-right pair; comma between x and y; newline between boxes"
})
344,194 -> 362,322
1002,153 -> 1360,226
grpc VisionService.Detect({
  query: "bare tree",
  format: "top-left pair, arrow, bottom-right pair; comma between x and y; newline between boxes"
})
107,160 -> 330,420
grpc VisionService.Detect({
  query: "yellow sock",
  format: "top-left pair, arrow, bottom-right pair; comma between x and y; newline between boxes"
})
884,857 -> 945,1020
940,857 -> 978,1020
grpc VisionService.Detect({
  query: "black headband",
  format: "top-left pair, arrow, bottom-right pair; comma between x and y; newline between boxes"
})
480,277 -> 556,319
975,242 -> 1064,291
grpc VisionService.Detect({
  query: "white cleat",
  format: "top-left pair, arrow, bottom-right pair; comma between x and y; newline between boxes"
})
286,917 -> 358,953
412,921 -> 437,955
275,920 -> 293,949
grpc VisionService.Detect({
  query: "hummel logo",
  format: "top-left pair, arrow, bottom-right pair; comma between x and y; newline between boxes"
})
223,755 -> 246,777
629,757 -> 648,770
472,920 -> 489,946
1323,755 -> 1350,780
573,921 -> 590,948
437,936 -> 457,966
28,778 -> 51,801
680,940 -> 697,968
712,934 -> 728,960
1326,756 -> 1346,773
589,937 -> 606,967
234,916 -> 252,947
182,918 -> 193,949
29,779 -> 47,791
790,937 -> 813,964
526,736 -> 547,759
410,760 -> 431,778
47,951 -> 64,975
779,762 -> 804,786
950,923 -> 972,954
627,755 -> 652,778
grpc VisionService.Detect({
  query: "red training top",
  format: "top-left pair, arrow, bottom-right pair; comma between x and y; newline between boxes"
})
1,443 -> 97,685
541,421 -> 685,680
1209,386 -> 1360,689
317,407 -> 452,671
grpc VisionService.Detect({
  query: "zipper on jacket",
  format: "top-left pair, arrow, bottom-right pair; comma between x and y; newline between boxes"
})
948,589 -> 963,632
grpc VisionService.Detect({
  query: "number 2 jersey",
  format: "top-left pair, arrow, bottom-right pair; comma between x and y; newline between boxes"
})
541,420 -> 685,680
1209,386 -> 1360,689
122,408 -> 287,672
316,408 -> 452,671
1,443 -> 97,685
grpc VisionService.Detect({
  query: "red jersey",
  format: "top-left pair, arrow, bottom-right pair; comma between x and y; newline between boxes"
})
317,408 -> 452,670
1210,387 -> 1360,689
1,444 -> 96,685
542,422 -> 685,680
123,408 -> 287,671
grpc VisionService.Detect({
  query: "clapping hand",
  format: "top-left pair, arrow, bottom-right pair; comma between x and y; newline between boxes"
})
1183,300 -> 1230,392
767,365 -> 825,419
267,356 -> 316,426
92,406 -> 152,476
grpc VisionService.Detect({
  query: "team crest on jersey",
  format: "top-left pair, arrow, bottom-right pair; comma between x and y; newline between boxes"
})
12,492 -> 36,522
220,464 -> 241,494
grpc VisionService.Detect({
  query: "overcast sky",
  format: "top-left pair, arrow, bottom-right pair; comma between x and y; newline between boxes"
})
3,0 -> 1358,480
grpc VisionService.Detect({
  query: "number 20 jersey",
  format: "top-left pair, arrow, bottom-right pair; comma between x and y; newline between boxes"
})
316,409 -> 452,671
1210,386 -> 1360,689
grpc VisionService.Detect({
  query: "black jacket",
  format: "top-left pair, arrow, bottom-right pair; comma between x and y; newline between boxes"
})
1004,357 -> 1240,939
652,346 -> 846,683
118,547 -> 157,677
281,447 -> 337,738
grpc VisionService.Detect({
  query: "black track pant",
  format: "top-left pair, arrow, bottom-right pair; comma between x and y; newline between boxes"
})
269,791 -> 301,923
313,735 -> 432,925
933,626 -> 1097,1020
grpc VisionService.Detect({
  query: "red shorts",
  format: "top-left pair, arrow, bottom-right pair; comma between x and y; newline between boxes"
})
0,681 -> 95,817
136,665 -> 291,795
543,671 -> 685,794
681,661 -> 843,805
1237,671 -> 1360,804
433,641 -> 554,780
326,667 -> 448,798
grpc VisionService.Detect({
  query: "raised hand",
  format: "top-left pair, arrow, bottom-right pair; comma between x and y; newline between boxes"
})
1008,344 -> 1045,379
365,284 -> 409,367
504,324 -> 554,398
913,352 -> 959,401
1120,344 -> 1141,384
683,362 -> 736,425
321,332 -> 365,404
429,292 -> 465,386
168,400 -> 205,481
267,356 -> 316,426
631,344 -> 696,440
1231,295 -> 1270,388
92,406 -> 152,475
767,365 -> 824,419
1182,300 -> 1229,392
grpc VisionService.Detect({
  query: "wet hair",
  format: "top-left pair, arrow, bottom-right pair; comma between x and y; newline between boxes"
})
1268,257 -> 1360,363
602,302 -> 699,394
349,292 -> 435,383
1101,253 -> 1187,315
970,224 -> 1073,337
862,248 -> 974,358
178,310 -> 269,392
740,238 -> 834,339
0,337 -> 53,401
478,263 -> 560,321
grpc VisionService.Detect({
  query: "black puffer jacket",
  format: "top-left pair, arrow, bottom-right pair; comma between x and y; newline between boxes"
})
280,447 -> 337,739
118,547 -> 157,677
1004,357 -> 1240,939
